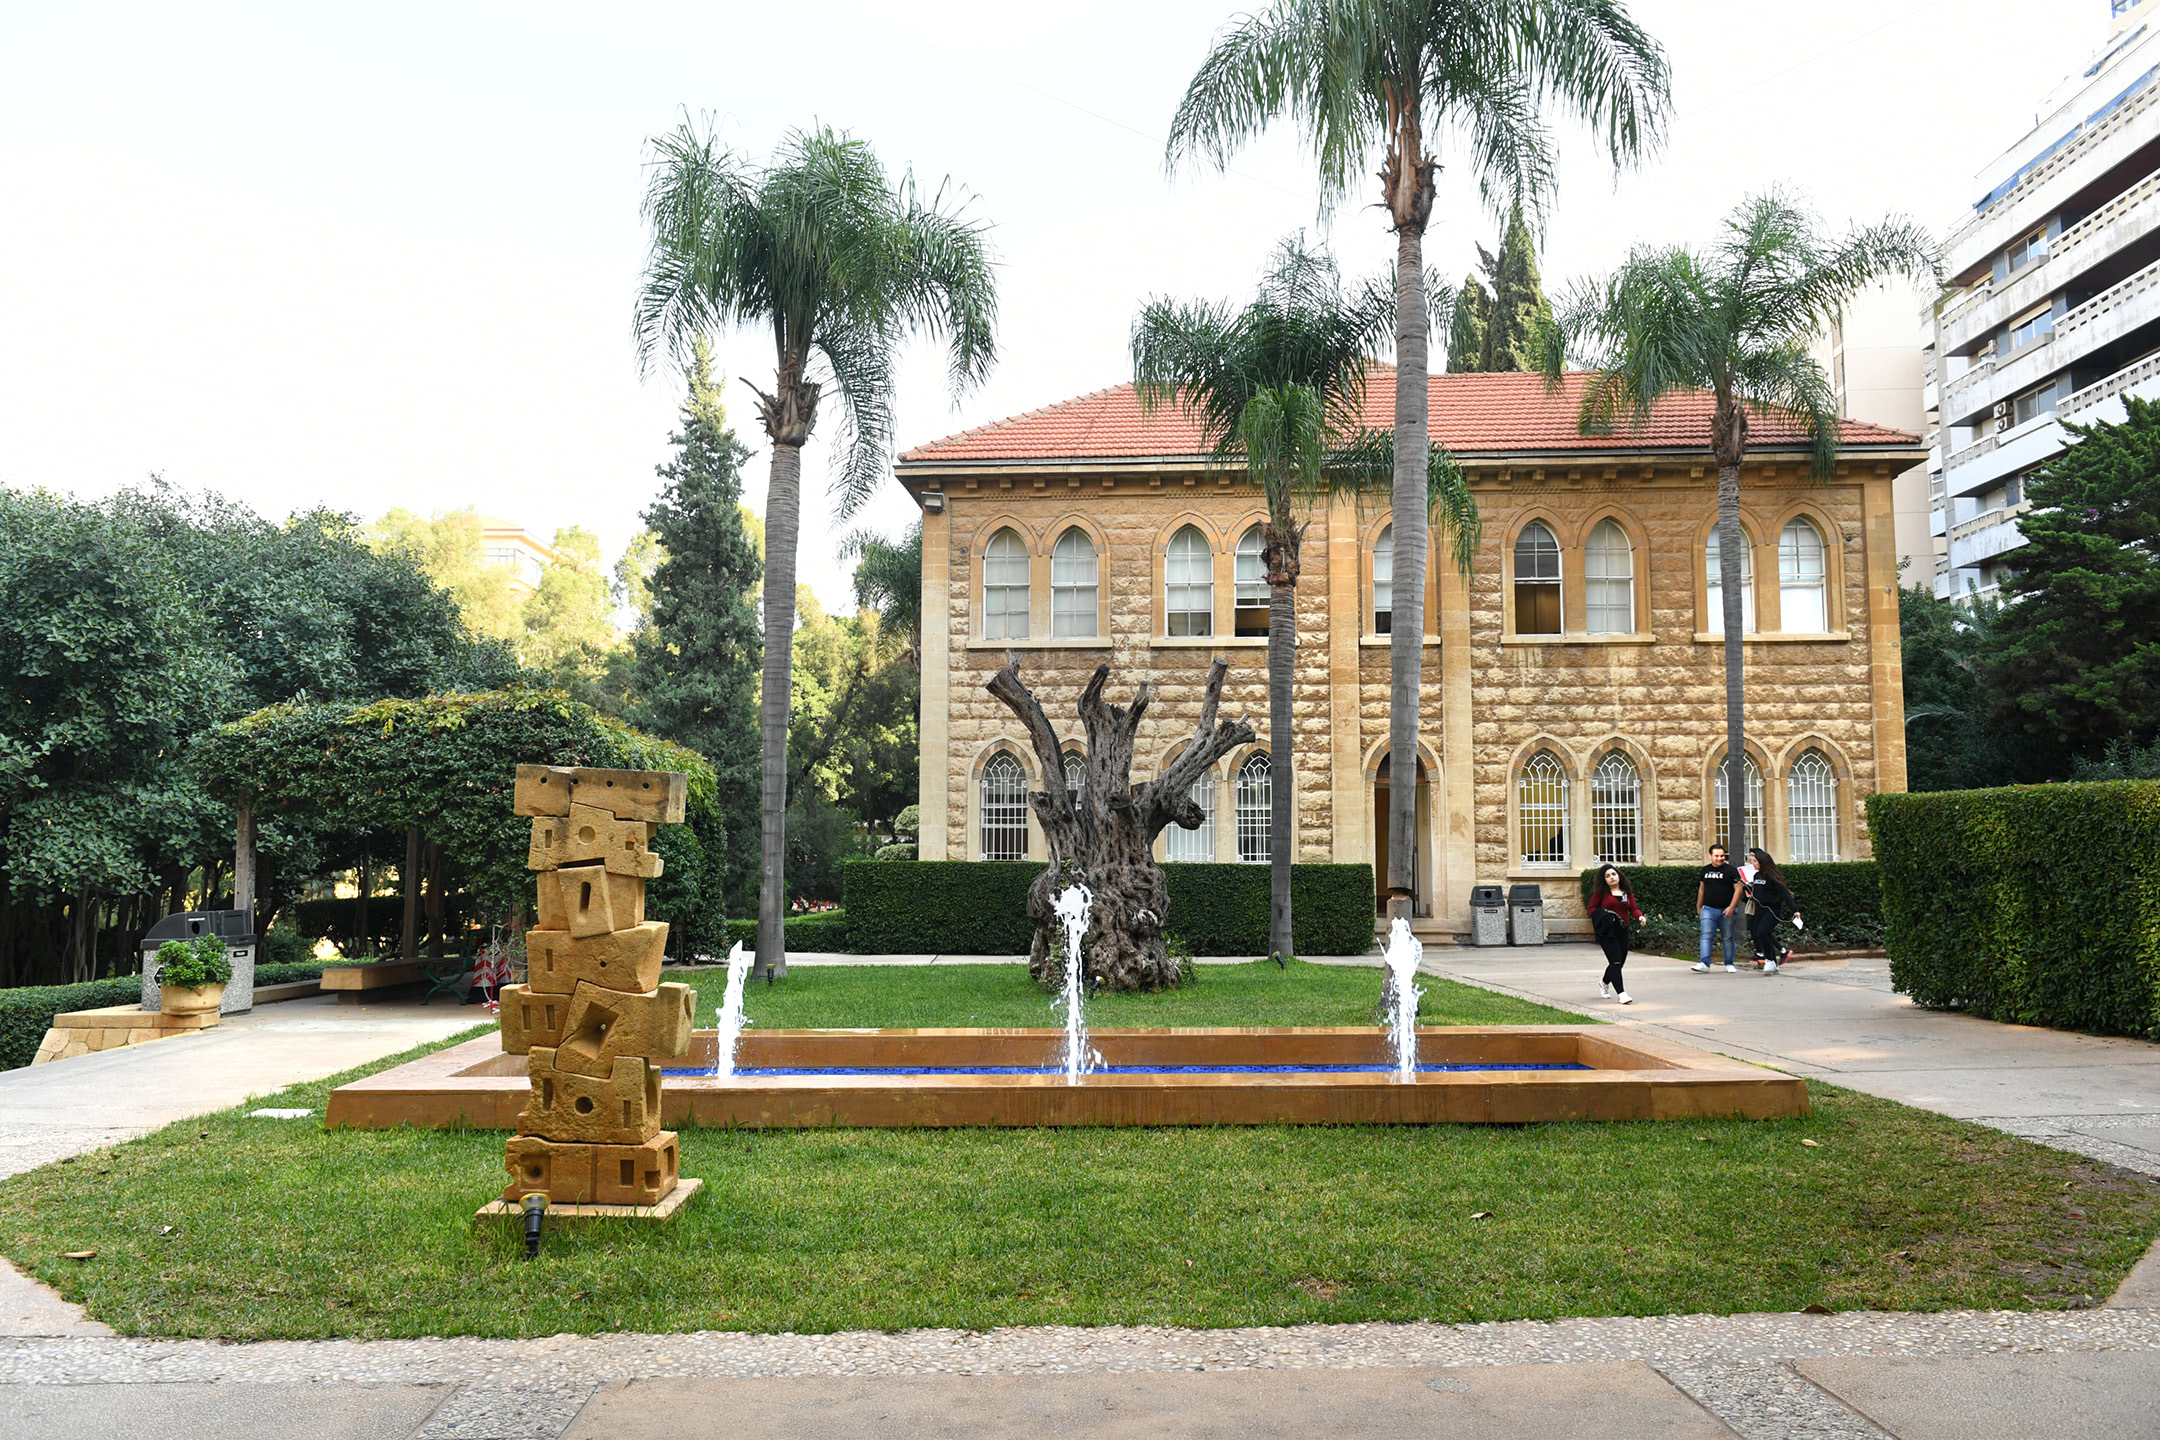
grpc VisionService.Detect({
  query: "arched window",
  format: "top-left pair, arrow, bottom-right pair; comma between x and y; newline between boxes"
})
1712,754 -> 1765,853
1704,527 -> 1756,635
979,752 -> 1028,860
1788,750 -> 1839,862
1062,751 -> 1087,802
983,528 -> 1030,640
1518,751 -> 1569,866
1233,525 -> 1270,637
1165,526 -> 1213,636
1590,751 -> 1641,865
1165,764 -> 1216,862
1051,528 -> 1099,638
1373,524 -> 1393,634
1779,518 -> 1828,633
1235,752 -> 1271,863
1585,520 -> 1634,635
1513,523 -> 1562,634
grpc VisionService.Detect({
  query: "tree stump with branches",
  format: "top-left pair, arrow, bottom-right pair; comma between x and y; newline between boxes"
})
986,656 -> 1255,991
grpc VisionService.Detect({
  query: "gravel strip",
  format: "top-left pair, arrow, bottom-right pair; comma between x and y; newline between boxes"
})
1978,1113 -> 2160,1178
3,1308 -> 2156,1388
1658,1360 -> 1892,1439
413,1381 -> 599,1439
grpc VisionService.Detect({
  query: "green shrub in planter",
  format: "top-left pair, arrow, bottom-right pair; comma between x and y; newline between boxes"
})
155,935 -> 234,990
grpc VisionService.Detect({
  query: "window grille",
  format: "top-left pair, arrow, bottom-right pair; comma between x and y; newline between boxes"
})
1705,527 -> 1756,634
1712,754 -> 1765,853
1235,752 -> 1271,863
979,752 -> 1028,860
1590,751 -> 1641,865
1050,528 -> 1099,637
1373,524 -> 1393,634
983,529 -> 1030,639
1165,526 -> 1213,636
1778,519 -> 1828,633
1788,750 -> 1839,862
1513,523 -> 1562,634
1062,751 -> 1086,803
1165,767 -> 1215,861
1518,751 -> 1569,866
1234,526 -> 1269,637
1585,520 -> 1634,634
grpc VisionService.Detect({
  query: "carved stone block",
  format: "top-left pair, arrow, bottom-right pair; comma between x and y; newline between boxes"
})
552,981 -> 697,1077
593,1131 -> 680,1205
535,867 -> 645,932
518,1050 -> 661,1145
502,1136 -> 595,1203
568,767 -> 688,825
524,922 -> 668,996
498,985 -> 568,1054
528,804 -> 664,878
513,764 -> 576,818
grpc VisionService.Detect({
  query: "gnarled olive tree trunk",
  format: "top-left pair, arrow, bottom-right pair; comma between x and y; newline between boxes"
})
987,656 -> 1255,991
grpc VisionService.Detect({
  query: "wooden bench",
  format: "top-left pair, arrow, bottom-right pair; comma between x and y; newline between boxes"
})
321,961 -> 424,1001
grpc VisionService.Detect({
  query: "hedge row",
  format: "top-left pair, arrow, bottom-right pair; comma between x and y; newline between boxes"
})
722,912 -> 850,952
0,978 -> 143,1071
840,861 -> 1376,956
1576,861 -> 1883,955
1867,782 -> 2160,1039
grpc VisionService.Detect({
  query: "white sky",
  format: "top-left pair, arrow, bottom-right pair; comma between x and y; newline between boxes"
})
0,0 -> 2101,612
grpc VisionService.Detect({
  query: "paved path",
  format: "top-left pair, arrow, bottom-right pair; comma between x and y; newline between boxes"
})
0,993 -> 485,1180
1428,944 -> 2160,1176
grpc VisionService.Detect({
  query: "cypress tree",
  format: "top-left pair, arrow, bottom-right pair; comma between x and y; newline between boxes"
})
1480,202 -> 1553,373
1445,275 -> 1490,374
631,339 -> 765,908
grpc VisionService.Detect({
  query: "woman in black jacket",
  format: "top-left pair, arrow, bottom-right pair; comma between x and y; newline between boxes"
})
1745,847 -> 1796,974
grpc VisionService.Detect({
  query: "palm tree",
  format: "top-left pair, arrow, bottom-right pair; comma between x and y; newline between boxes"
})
1540,191 -> 1935,856
1168,0 -> 1669,922
635,122 -> 997,977
1133,237 -> 1479,961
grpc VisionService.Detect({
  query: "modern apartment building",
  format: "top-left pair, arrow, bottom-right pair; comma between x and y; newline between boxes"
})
1928,0 -> 2160,599
1814,282 -> 1938,585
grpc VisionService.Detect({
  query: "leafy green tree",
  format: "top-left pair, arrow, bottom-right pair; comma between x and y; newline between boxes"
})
1445,275 -> 1489,373
787,593 -> 919,863
1168,0 -> 1669,919
1132,236 -> 1478,959
1985,396 -> 2160,753
1542,193 -> 1934,856
843,521 -> 924,668
1479,202 -> 1552,372
613,529 -> 664,632
519,526 -> 621,703
1896,581 -> 2041,791
634,122 -> 997,975
367,508 -> 527,646
630,344 -> 765,912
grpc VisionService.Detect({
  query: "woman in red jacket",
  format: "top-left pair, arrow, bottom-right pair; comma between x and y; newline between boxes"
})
1588,865 -> 1645,1004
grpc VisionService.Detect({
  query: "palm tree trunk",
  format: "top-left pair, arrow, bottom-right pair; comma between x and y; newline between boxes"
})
1715,464 -> 1749,858
755,438 -> 805,979
1386,225 -> 1430,923
1267,578 -> 1295,961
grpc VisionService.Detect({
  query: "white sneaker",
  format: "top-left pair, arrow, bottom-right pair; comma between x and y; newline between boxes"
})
1618,992 -> 1633,1004
1763,960 -> 1780,975
1691,962 -> 1710,973
1601,982 -> 1613,997
1723,963 -> 1738,973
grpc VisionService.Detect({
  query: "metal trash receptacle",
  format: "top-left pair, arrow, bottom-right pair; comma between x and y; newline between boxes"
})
1507,884 -> 1547,946
140,909 -> 256,1014
1470,884 -> 1508,947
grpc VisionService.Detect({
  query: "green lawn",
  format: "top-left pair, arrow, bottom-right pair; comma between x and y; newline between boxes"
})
2,963 -> 2155,1341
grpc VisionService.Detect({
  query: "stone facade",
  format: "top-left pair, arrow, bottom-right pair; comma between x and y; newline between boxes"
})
900,375 -> 1921,937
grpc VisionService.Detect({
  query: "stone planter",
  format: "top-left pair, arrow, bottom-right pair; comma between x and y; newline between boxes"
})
160,982 -> 226,1018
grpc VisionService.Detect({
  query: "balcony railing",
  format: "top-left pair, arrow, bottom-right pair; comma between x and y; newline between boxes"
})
1947,71 -> 2160,261
2063,346 -> 2160,419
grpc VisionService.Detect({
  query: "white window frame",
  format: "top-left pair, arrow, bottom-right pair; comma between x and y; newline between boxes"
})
1590,751 -> 1641,865
983,528 -> 1030,640
1713,754 -> 1765,854
1517,751 -> 1570,867
1165,526 -> 1214,637
1778,518 -> 1828,634
1513,522 -> 1563,635
1235,752 -> 1271,863
1705,527 -> 1756,635
1165,766 -> 1216,862
1585,520 -> 1634,635
1788,750 -> 1839,862
979,752 -> 1028,861
1050,527 -> 1099,638
1373,523 -> 1393,634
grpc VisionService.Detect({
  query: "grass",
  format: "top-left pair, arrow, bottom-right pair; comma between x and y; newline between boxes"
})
2,964 -> 2155,1341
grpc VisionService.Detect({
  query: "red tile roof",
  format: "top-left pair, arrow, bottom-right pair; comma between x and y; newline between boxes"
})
900,369 -> 1918,465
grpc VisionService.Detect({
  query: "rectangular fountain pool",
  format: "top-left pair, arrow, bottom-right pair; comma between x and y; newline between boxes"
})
326,1026 -> 1808,1129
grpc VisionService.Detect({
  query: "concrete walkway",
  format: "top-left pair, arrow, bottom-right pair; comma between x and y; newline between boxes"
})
0,993 -> 486,1181
1428,944 -> 2160,1177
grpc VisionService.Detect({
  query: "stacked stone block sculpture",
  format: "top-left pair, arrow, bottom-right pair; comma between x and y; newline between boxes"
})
499,763 -> 693,1208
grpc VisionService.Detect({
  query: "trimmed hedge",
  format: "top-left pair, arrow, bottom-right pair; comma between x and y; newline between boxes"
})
840,861 -> 1376,956
0,978 -> 142,1071
1576,861 -> 1884,955
722,912 -> 850,953
1868,782 -> 2160,1039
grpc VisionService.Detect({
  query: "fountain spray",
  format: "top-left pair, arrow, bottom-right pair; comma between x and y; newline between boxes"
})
1383,917 -> 1424,1083
713,941 -> 752,1079
1051,883 -> 1098,1083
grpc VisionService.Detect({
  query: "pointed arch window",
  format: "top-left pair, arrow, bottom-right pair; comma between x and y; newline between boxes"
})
979,752 -> 1028,861
1235,752 -> 1271,863
1165,762 -> 1216,862
1373,524 -> 1393,634
1705,527 -> 1756,635
1585,520 -> 1634,635
1051,527 -> 1099,637
1165,526 -> 1213,636
1062,751 -> 1087,802
1590,751 -> 1642,865
983,528 -> 1030,640
1779,518 -> 1828,633
1234,525 -> 1269,637
1788,750 -> 1839,862
1712,754 -> 1765,853
1513,522 -> 1562,634
1518,750 -> 1570,866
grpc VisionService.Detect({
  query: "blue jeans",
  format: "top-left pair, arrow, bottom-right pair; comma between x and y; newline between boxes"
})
1699,906 -> 1736,965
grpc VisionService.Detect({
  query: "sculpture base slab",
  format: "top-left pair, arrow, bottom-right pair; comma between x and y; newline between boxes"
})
476,1176 -> 700,1227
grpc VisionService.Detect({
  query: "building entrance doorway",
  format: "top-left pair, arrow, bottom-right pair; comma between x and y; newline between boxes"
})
1372,753 -> 1431,917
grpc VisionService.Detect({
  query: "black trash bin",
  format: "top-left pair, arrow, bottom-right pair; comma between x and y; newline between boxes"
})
139,910 -> 255,1015
1470,884 -> 1508,947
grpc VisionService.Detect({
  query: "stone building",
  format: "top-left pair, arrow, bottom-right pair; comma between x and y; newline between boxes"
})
896,371 -> 1922,938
